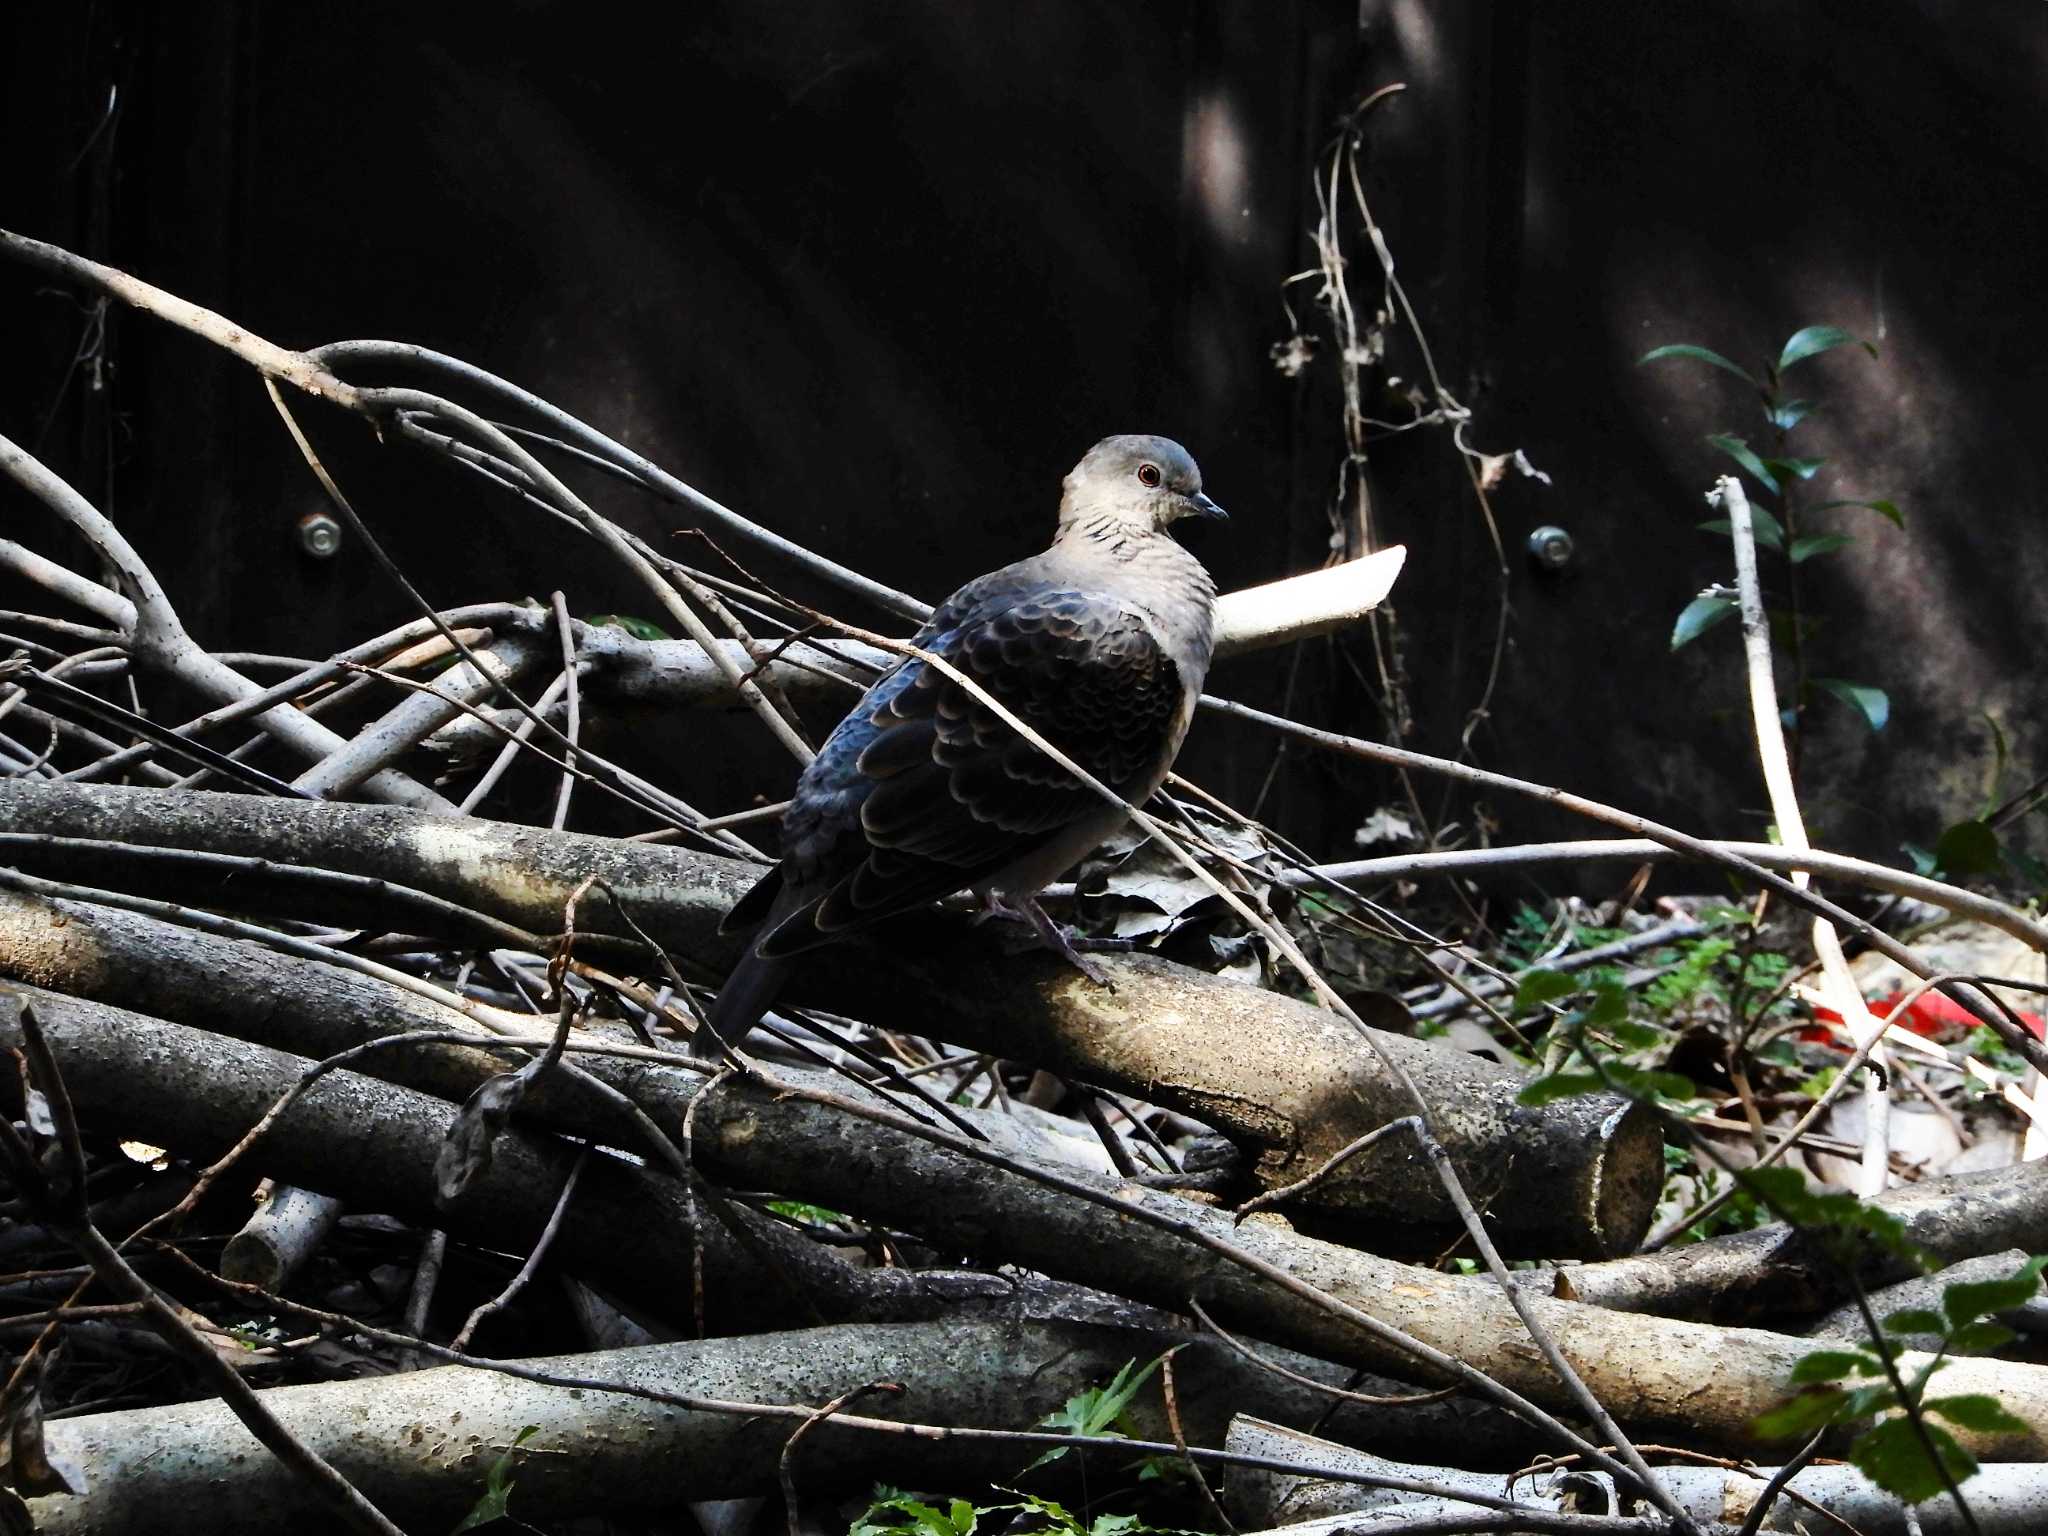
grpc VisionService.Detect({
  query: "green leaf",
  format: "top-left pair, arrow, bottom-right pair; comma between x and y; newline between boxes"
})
1882,1307 -> 1949,1335
586,613 -> 672,642
1584,981 -> 1631,1028
995,1492 -> 1080,1536
1791,1350 -> 1880,1384
1080,1356 -> 1162,1432
1027,1356 -> 1161,1470
1672,594 -> 1739,650
1700,503 -> 1787,549
1841,1384 -> 1905,1418
1812,679 -> 1889,731
1764,456 -> 1828,481
452,1425 -> 540,1533
1708,434 -> 1781,495
1639,343 -> 1756,385
1518,1071 -> 1604,1106
1814,497 -> 1905,529
1753,1388 -> 1846,1440
1779,325 -> 1878,370
1790,533 -> 1855,563
1801,1064 -> 1840,1100
853,1494 -> 985,1536
1928,1394 -> 2031,1434
1609,1021 -> 1664,1050
1514,969 -> 1578,1009
1606,1064 -> 1699,1101
1850,1417 -> 1974,1505
1949,1318 -> 2022,1356
1943,1256 -> 2048,1327
1735,1167 -> 1931,1267
1934,819 -> 2002,877
1769,398 -> 1816,430
767,1199 -> 849,1226
1740,1166 -> 1812,1209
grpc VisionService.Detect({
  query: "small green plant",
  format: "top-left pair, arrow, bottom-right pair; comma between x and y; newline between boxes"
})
1024,1355 -> 1162,1471
1665,1158 -> 1776,1245
584,613 -> 671,641
1961,1025 -> 2028,1081
852,1489 -> 986,1536
1498,902 -> 1630,965
1640,936 -> 1735,1014
1500,902 -> 1560,962
451,1424 -> 540,1533
1751,1202 -> 2044,1508
1643,325 -> 1901,769
851,1487 -> 1196,1536
1513,972 -> 1698,1109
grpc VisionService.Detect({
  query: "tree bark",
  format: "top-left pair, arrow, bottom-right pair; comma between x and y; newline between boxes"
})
0,984 -> 857,1332
1223,1415 -> 2048,1535
0,780 -> 1662,1257
678,1078 -> 2048,1459
1542,1162 -> 2048,1321
27,1316 -> 1371,1533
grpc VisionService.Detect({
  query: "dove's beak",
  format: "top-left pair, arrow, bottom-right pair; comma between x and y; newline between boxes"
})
1189,492 -> 1228,522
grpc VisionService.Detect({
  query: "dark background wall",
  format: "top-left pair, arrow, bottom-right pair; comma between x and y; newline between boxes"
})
5,2 -> 2044,876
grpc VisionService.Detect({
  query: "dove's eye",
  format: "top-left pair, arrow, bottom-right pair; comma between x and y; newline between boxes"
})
1136,463 -> 1163,488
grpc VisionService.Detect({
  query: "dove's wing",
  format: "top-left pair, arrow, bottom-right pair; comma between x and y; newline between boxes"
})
725,573 -> 1190,960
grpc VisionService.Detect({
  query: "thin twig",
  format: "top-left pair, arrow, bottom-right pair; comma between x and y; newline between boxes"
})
1160,1344 -> 1236,1532
451,1150 -> 587,1352
401,1228 -> 448,1373
313,338 -> 927,620
548,592 -> 581,831
1732,1430 -> 1827,1536
1233,1118 -> 1419,1221
1199,693 -> 2048,1073
1187,1295 -> 1456,1409
779,1379 -> 903,1536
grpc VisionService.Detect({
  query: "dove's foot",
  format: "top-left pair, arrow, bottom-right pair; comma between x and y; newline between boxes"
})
971,892 -> 1027,928
1009,895 -> 1123,989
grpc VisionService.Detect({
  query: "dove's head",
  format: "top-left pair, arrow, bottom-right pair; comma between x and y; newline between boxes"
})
1058,434 -> 1228,534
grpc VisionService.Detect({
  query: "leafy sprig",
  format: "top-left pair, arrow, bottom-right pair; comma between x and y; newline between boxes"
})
1756,1251 -> 2046,1504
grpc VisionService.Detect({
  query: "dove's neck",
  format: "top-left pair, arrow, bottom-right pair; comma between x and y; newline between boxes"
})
1050,513 -> 1218,679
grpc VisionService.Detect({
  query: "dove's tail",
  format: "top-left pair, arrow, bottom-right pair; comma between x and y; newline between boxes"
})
693,940 -> 795,1059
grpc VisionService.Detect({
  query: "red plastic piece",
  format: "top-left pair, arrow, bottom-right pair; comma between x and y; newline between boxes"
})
1804,990 -> 2046,1048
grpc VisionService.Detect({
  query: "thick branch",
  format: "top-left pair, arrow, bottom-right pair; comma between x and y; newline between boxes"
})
1223,1415 -> 2048,1535
1540,1161 -> 2048,1322
291,633 -> 544,799
0,781 -> 1661,1255
30,1317 -> 1353,1533
0,985 -> 851,1330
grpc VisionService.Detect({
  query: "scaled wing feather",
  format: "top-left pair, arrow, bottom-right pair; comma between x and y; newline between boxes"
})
754,582 -> 1182,958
